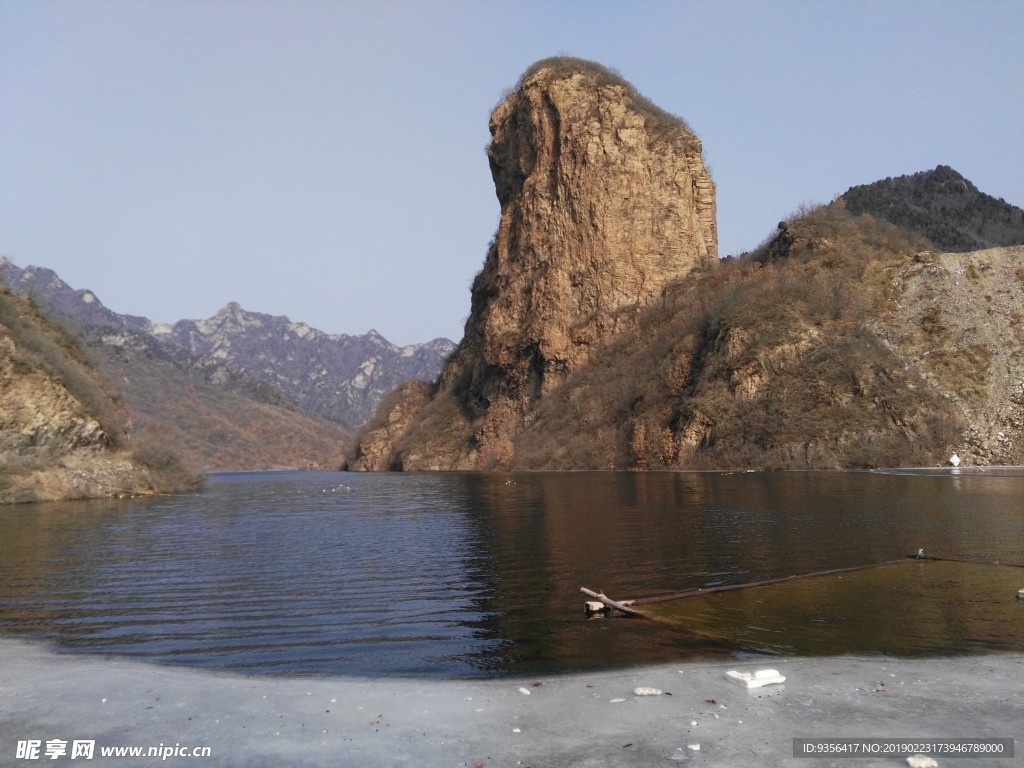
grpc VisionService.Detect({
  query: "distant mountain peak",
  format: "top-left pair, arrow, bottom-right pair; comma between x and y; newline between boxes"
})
839,166 -> 1024,252
929,163 -> 968,180
192,301 -> 266,335
0,258 -> 150,332
894,165 -> 978,195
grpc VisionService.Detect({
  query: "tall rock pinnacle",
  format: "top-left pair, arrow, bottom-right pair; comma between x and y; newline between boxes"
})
349,57 -> 718,470
447,57 -> 717,411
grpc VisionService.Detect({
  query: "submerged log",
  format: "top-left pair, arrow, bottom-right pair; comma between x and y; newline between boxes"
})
597,554 -> 1024,617
907,551 -> 1024,568
630,558 -> 908,606
580,587 -> 648,618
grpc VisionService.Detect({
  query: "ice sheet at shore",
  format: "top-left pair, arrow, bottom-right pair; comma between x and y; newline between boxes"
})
1,638 -> 1020,767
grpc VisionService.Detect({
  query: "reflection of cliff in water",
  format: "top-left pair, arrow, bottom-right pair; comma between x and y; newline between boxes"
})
641,560 -> 1024,657
456,471 -> 1024,673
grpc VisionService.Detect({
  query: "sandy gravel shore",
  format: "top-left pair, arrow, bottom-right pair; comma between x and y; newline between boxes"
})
0,639 -> 1020,767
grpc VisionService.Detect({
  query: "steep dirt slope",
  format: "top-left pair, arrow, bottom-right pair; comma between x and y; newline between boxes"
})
98,337 -> 351,471
874,245 -> 1024,464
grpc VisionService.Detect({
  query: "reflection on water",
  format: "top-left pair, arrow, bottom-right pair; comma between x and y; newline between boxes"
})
0,470 -> 1021,678
642,560 -> 1024,656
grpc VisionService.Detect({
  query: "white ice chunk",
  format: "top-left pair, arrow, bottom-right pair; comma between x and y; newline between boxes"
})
725,669 -> 786,688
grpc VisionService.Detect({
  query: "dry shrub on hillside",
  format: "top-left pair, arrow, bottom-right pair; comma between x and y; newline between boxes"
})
513,56 -> 701,150
0,288 -> 129,447
670,208 -> 958,469
509,203 -> 961,470
393,390 -> 474,469
129,427 -> 203,492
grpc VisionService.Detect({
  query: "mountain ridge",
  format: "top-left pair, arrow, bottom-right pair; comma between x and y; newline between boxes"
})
838,164 -> 1024,252
0,258 -> 454,472
0,258 -> 454,432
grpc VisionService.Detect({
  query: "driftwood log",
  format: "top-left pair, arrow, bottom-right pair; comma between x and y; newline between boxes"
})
630,558 -> 909,606
580,587 -> 648,618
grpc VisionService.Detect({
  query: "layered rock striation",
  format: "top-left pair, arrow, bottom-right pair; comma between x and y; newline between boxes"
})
349,57 -> 717,469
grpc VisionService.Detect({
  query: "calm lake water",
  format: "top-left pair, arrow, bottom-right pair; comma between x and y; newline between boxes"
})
0,470 -> 1022,678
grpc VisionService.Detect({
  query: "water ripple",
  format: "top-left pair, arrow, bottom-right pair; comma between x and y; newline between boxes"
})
0,470 -> 1022,677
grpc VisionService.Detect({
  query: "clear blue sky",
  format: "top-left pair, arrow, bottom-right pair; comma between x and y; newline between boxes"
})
2,1 -> 1022,345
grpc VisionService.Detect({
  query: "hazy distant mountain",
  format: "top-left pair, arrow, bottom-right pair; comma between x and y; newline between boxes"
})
839,165 -> 1024,252
0,258 -> 455,470
158,302 -> 455,430
0,258 -> 454,432
0,259 -> 151,333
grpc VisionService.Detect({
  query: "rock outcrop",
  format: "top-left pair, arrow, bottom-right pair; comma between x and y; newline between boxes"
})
0,287 -> 192,502
348,63 -> 1024,474
452,57 -> 716,409
348,57 -> 717,470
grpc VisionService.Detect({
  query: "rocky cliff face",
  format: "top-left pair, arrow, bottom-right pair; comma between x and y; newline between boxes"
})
351,145 -> 1024,471
348,58 -> 717,470
452,58 -> 716,408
